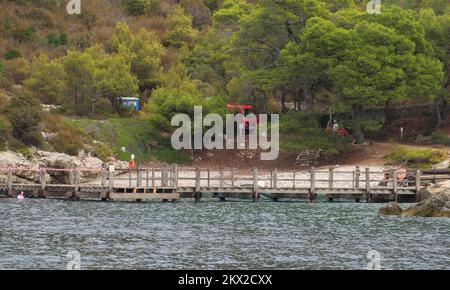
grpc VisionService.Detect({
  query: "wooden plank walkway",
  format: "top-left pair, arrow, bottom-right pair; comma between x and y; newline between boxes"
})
0,165 -> 434,203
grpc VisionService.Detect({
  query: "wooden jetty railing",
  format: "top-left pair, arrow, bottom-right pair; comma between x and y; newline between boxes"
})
0,165 -> 437,203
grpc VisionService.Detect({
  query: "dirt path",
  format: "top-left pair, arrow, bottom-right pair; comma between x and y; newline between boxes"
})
154,140 -> 449,170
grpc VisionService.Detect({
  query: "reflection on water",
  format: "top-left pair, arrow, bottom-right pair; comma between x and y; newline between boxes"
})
0,199 -> 448,269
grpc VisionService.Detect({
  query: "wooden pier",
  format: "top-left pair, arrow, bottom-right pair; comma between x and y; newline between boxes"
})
0,165 -> 437,203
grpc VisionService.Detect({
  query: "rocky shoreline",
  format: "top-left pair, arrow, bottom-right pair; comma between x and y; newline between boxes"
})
379,182 -> 450,218
0,149 -> 127,184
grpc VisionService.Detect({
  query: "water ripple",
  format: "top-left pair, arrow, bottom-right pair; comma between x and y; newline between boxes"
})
0,199 -> 448,269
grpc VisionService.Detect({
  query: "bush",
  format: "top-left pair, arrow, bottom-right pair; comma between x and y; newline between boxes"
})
47,33 -> 59,46
280,112 -> 350,156
8,137 -> 33,159
6,92 -> 43,146
58,33 -> 68,46
12,26 -> 36,42
0,117 -> 11,150
16,146 -> 33,160
431,130 -> 450,146
43,114 -> 86,156
48,131 -> 82,156
92,143 -> 112,161
4,58 -> 30,84
123,0 -> 158,16
4,49 -> 21,60
385,146 -> 447,168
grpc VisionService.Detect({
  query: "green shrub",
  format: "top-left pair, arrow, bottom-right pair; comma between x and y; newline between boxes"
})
0,117 -> 11,150
385,146 -> 447,168
8,136 -> 33,159
123,0 -> 158,16
24,8 -> 54,28
16,146 -> 33,160
4,49 -> 21,60
280,112 -> 350,156
58,33 -> 68,46
47,33 -> 59,46
92,143 -> 112,161
43,114 -> 86,156
6,92 -> 43,146
12,26 -> 36,42
431,130 -> 450,146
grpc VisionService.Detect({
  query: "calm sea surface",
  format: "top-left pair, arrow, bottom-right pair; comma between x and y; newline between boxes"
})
0,198 -> 448,269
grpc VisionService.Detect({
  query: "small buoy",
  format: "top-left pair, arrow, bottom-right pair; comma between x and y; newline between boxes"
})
17,191 -> 25,200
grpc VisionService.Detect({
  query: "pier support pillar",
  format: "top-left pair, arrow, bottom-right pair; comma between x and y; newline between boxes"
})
7,168 -> 13,197
194,191 -> 202,202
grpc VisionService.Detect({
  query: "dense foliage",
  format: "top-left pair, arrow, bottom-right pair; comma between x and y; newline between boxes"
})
0,0 -> 448,157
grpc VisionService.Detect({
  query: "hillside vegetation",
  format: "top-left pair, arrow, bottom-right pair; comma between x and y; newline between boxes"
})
0,0 -> 448,165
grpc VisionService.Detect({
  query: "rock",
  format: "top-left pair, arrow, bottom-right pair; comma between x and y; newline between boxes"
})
378,202 -> 403,216
296,150 -> 321,166
1,149 -> 105,184
0,151 -> 36,181
434,159 -> 450,170
113,160 -> 128,170
41,131 -> 57,141
402,190 -> 450,217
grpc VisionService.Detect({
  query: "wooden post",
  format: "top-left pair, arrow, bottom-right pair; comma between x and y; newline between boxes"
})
108,168 -> 114,192
69,169 -> 74,185
231,169 -> 234,187
365,168 -> 371,202
310,167 -> 315,194
195,168 -> 201,202
270,170 -> 273,188
136,164 -> 141,187
40,168 -> 46,191
173,164 -> 178,188
329,167 -> 334,190
293,169 -> 296,189
195,168 -> 200,192
253,167 -> 258,201
352,171 -> 356,190
433,166 -> 436,184
392,167 -> 398,202
74,169 -> 80,193
355,166 -> 360,189
274,168 -> 278,188
162,169 -> 168,187
128,169 -> 132,188
415,169 -> 421,202
207,170 -> 210,187
7,168 -> 13,197
151,169 -> 155,188
220,169 -> 224,188
101,171 -> 107,187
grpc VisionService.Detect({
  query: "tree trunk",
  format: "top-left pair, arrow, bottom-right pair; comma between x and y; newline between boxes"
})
352,104 -> 365,144
442,98 -> 448,120
280,90 -> 286,112
303,86 -> 314,113
74,88 -> 78,105
293,91 -> 298,111
435,98 -> 443,129
262,92 -> 267,113
383,100 -> 391,126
